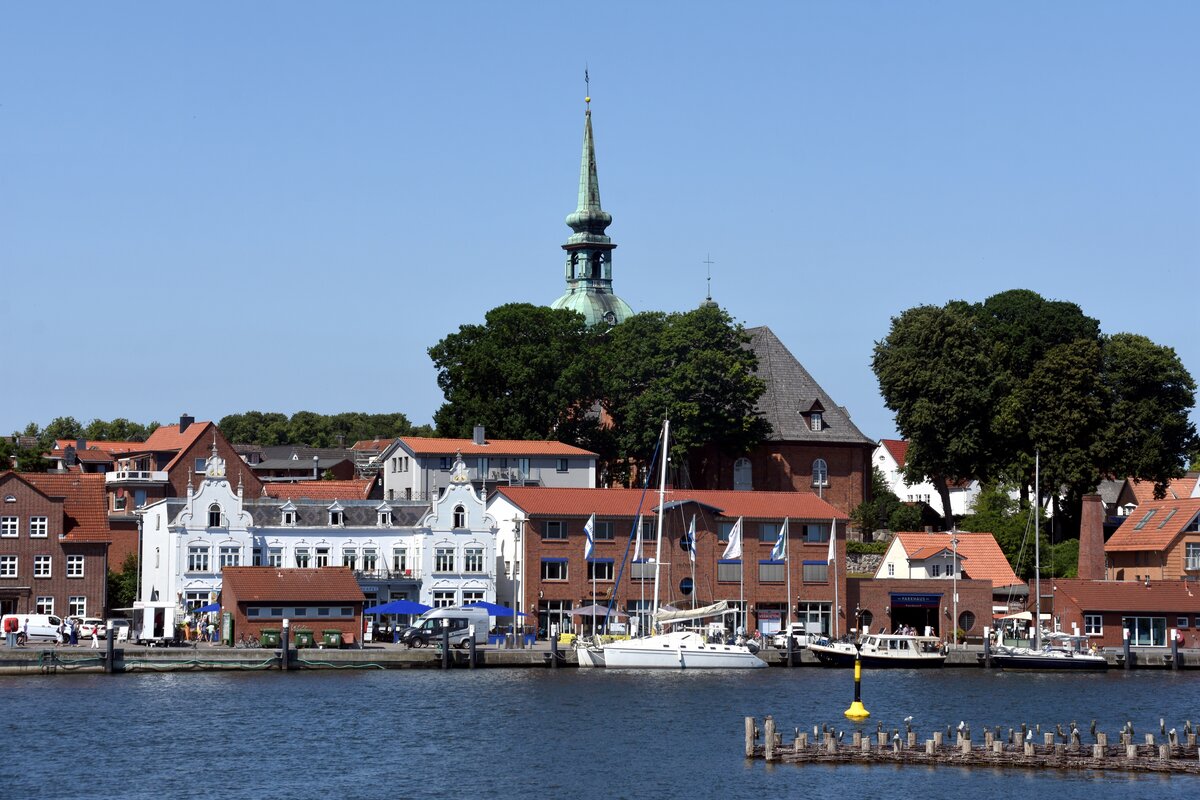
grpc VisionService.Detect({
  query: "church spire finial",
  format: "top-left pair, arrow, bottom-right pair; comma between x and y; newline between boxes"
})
701,254 -> 718,307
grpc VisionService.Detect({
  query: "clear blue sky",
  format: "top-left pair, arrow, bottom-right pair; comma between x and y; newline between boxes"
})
3,3 -> 1197,443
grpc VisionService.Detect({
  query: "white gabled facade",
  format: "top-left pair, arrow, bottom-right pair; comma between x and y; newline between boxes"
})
874,536 -> 963,581
874,439 -> 979,519
135,450 -> 498,640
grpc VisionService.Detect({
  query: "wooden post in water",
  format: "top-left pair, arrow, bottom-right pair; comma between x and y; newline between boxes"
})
907,732 -> 916,749
1126,744 -> 1137,760
549,624 -> 559,670
982,626 -> 991,669
785,630 -> 794,668
1093,744 -> 1104,760
1097,733 -> 1108,748
745,717 -> 755,758
764,716 -> 776,762
468,628 -> 477,670
933,731 -> 943,748
926,740 -> 935,755
104,620 -> 115,674
1170,629 -> 1180,671
280,618 -> 291,672
992,740 -> 1003,755
1122,627 -> 1132,671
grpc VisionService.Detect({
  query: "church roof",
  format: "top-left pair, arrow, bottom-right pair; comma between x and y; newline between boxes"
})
746,326 -> 875,446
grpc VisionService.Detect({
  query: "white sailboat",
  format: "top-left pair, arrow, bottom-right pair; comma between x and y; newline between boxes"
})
580,419 -> 766,669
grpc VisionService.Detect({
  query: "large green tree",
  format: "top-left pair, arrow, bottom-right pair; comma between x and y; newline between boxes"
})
429,303 -> 599,442
872,304 -> 994,527
218,411 -> 422,447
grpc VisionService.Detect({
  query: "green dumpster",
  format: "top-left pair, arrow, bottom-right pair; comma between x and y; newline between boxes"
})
322,629 -> 343,649
260,629 -> 281,648
294,629 -> 315,649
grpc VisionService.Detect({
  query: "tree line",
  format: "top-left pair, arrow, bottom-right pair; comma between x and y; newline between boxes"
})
216,411 -> 431,447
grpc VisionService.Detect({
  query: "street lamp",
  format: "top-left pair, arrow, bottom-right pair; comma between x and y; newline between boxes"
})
950,529 -> 960,648
512,517 -> 523,649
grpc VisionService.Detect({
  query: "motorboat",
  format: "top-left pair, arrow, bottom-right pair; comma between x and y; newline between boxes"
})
809,633 -> 946,668
991,632 -> 1108,671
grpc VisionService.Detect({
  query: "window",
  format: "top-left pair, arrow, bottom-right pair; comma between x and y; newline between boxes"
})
207,504 -> 222,528
252,547 -> 264,567
462,590 -> 485,605
435,547 -> 455,573
114,494 -> 126,512
36,596 -> 54,615
1124,616 -> 1167,647
733,457 -> 752,491
328,510 -> 343,527
804,524 -> 830,543
433,590 -> 456,608
392,548 -> 408,574
219,546 -> 239,571
1186,543 -> 1200,571
802,561 -> 829,582
187,546 -> 210,573
1133,510 -> 1156,530
588,560 -> 614,581
194,457 -> 207,473
464,547 -> 484,573
1,517 -> 16,537
557,458 -> 569,473
268,548 -> 283,568
34,555 -> 52,578
29,516 -> 48,538
184,591 -> 211,611
315,547 -> 330,568
931,564 -> 942,577
453,505 -> 466,529
1084,615 -> 1103,636
541,560 -> 568,581
594,521 -> 614,540
641,519 -> 656,541
717,561 -> 742,582
810,412 -> 822,431
439,457 -> 451,471
282,510 -> 296,526
1177,616 -> 1190,630
342,548 -> 357,570
362,548 -> 378,572
0,555 -> 16,577
812,459 -> 829,488
717,521 -> 735,541
758,561 -> 785,583
759,523 -> 779,543
69,596 -> 86,617
295,548 -> 311,568
134,489 -> 147,508
631,561 -> 654,580
860,610 -> 874,631
543,520 -> 566,540
378,510 -> 392,527
958,611 -> 976,632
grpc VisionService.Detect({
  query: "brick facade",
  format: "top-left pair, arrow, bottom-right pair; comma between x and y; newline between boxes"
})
846,577 -> 995,643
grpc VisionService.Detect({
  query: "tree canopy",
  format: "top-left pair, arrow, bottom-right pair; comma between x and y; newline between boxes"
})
217,411 -> 427,447
874,289 -> 1198,529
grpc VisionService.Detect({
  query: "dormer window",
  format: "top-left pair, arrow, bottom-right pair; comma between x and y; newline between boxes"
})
329,510 -> 344,527
453,505 -> 466,529
378,510 -> 392,527
810,412 -> 822,431
207,504 -> 223,528
282,510 -> 296,526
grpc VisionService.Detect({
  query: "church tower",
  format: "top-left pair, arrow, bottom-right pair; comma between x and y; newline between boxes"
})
551,96 -> 633,326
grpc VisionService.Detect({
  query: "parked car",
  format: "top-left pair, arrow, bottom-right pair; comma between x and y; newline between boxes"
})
771,622 -> 810,650
108,618 -> 132,641
1,613 -> 64,645
400,607 -> 490,649
78,618 -> 106,638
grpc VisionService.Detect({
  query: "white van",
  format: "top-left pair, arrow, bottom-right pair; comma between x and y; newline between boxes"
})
400,607 -> 490,649
2,614 -> 65,645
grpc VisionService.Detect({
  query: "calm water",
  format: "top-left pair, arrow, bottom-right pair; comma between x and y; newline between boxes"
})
2,668 -> 1198,799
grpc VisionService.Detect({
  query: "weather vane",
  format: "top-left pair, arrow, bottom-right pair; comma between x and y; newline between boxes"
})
585,65 -> 590,107
704,253 -> 715,302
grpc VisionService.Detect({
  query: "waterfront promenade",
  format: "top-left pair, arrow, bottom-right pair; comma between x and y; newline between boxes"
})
1,640 -> 1196,674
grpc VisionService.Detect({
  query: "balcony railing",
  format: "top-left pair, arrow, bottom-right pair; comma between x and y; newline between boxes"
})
106,469 -> 168,484
353,567 -> 421,581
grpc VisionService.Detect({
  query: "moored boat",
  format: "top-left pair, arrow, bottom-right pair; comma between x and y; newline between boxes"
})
809,633 -> 946,668
991,633 -> 1108,671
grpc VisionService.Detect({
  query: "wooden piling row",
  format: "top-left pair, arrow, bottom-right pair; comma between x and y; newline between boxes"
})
744,717 -> 1200,774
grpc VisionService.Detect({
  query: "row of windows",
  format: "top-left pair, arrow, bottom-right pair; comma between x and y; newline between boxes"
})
182,544 -> 486,574
0,516 -> 50,537
540,519 -> 832,544
539,559 -> 830,584
246,606 -> 355,619
33,596 -> 88,616
1083,615 -> 1197,640
0,555 -> 85,578
732,457 -> 829,491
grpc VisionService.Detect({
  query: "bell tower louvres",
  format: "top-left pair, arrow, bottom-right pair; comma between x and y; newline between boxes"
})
551,93 -> 633,327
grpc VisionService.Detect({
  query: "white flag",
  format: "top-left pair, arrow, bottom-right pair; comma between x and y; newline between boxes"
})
632,514 -> 643,561
721,516 -> 743,560
584,513 -> 596,560
771,518 -> 789,561
827,518 -> 837,563
687,515 -> 697,563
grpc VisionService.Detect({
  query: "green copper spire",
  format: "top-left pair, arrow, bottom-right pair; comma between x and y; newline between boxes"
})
552,96 -> 633,327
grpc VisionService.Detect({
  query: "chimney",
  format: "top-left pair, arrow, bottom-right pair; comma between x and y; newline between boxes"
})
179,413 -> 194,433
313,455 -> 320,479
75,438 -> 87,451
1078,494 -> 1105,580
473,425 -> 486,446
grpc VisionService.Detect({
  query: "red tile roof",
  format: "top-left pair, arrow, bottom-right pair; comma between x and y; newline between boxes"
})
496,486 -> 847,521
1126,475 -> 1199,505
16,472 -> 115,541
400,436 -> 596,458
880,438 -> 909,467
892,531 -> 1023,589
220,567 -> 366,603
1053,578 -> 1200,613
1105,497 -> 1200,552
351,439 -> 393,452
54,440 -> 147,455
262,480 -> 374,501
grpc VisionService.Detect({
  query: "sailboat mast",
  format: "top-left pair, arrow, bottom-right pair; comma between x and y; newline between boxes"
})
651,419 -> 670,627
1034,452 -> 1041,651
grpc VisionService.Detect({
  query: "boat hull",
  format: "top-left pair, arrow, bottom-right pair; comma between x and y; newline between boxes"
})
991,652 -> 1108,671
600,632 -> 766,669
810,646 -> 945,669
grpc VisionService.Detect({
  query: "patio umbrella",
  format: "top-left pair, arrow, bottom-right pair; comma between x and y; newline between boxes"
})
463,601 -> 526,617
569,604 -> 627,618
194,602 -> 221,613
364,600 -> 432,616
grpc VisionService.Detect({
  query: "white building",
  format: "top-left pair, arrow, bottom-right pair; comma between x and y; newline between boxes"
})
135,448 -> 497,639
874,439 -> 979,519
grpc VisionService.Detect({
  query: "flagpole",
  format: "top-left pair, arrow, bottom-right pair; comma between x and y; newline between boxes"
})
784,517 -> 792,635
831,518 -> 839,639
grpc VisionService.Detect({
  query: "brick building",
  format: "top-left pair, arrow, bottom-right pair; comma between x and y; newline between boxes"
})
1049,579 -> 1200,650
1103,497 -> 1200,582
219,567 -> 366,646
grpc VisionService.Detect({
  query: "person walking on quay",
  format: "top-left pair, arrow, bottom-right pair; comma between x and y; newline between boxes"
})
91,625 -> 100,649
69,620 -> 79,647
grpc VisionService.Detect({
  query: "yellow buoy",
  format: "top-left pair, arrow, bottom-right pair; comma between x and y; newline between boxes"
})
844,653 -> 870,719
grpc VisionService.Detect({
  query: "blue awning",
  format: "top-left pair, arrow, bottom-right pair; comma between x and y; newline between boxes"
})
364,599 -> 432,616
541,557 -> 569,563
194,602 -> 221,613
463,601 -> 527,617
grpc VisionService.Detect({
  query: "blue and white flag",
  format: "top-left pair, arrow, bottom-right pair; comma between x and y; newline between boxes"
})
721,517 -> 743,560
584,513 -> 596,559
632,514 -> 643,561
687,515 -> 697,563
827,518 -> 837,564
771,518 -> 789,561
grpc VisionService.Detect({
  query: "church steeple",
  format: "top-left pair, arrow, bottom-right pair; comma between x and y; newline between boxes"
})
551,89 -> 633,327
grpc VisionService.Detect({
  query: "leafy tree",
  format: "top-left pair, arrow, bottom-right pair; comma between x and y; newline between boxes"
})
429,303 -> 599,442
850,467 -> 930,537
37,416 -> 84,451
597,304 -> 769,478
83,418 -> 158,442
218,411 -> 419,447
14,449 -> 49,472
872,304 -> 994,527
959,483 -> 1031,573
106,553 -> 139,614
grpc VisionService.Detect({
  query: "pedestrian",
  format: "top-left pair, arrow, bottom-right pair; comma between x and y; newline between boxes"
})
91,624 -> 100,649
69,620 -> 79,646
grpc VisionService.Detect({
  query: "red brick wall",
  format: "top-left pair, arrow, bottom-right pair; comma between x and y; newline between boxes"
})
167,425 -> 263,500
220,584 -> 363,646
846,577 -> 994,641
